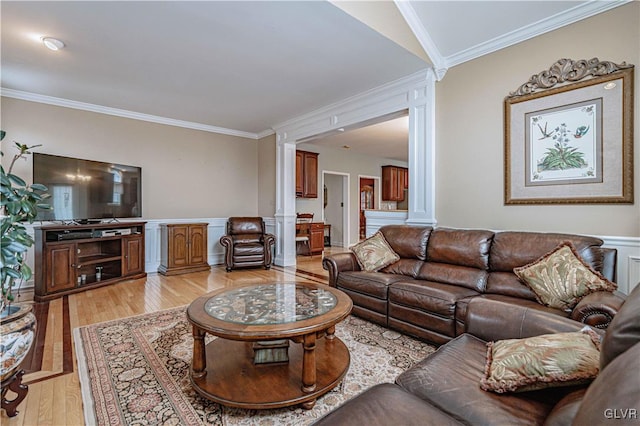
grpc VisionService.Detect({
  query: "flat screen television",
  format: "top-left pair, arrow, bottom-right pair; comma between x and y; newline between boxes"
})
33,153 -> 142,222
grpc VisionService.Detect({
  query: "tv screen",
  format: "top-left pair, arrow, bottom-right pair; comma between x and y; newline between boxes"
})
33,153 -> 142,222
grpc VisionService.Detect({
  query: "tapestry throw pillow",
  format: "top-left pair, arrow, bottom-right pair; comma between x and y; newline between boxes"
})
350,231 -> 400,272
481,327 -> 601,393
513,242 -> 617,311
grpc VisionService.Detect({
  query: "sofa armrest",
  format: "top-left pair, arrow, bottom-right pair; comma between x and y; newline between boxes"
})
571,291 -> 625,329
465,298 -> 594,342
322,252 -> 360,287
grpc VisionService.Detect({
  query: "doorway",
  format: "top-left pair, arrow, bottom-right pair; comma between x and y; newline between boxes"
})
359,177 -> 375,239
322,171 -> 349,247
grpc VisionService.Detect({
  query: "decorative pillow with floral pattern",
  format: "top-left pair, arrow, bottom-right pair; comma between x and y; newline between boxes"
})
350,231 -> 400,272
513,242 -> 617,311
481,327 -> 601,393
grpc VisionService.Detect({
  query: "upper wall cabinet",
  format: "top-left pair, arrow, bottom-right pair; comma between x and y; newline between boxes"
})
382,165 -> 408,201
296,150 -> 318,198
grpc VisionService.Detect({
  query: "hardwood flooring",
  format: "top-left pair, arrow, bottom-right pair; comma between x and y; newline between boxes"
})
2,249 -> 345,425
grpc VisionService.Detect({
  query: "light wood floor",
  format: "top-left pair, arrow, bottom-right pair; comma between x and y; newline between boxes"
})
2,249 -> 344,425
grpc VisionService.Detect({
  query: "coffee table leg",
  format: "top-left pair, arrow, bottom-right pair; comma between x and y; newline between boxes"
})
300,332 -> 317,409
191,325 -> 207,378
325,325 -> 336,340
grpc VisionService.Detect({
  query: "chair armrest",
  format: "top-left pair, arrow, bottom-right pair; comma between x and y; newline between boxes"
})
571,291 -> 626,329
465,297 -> 594,342
262,233 -> 276,248
219,235 -> 233,248
322,252 -> 360,287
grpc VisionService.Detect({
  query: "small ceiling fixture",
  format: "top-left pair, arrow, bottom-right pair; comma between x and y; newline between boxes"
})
41,37 -> 65,51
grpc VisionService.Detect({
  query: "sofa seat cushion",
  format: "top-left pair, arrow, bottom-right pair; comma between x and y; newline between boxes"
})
389,280 -> 479,318
396,334 -> 571,425
336,271 -> 406,300
311,383 -> 463,426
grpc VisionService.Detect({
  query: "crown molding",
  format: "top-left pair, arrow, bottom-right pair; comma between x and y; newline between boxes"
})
445,0 -> 631,67
394,0 -> 448,80
0,88 -> 260,140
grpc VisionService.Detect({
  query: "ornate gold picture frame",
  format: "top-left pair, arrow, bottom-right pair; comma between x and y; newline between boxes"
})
504,58 -> 634,204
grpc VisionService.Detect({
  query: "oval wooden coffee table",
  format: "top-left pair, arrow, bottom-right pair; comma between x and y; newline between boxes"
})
186,282 -> 353,410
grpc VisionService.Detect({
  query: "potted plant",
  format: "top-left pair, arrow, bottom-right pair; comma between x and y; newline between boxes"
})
1,130 -> 50,315
1,130 -> 50,416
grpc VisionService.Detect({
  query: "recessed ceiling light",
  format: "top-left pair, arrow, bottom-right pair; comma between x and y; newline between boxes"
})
342,145 -> 350,149
41,37 -> 65,51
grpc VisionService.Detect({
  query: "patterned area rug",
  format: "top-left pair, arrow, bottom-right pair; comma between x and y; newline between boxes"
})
74,306 -> 435,425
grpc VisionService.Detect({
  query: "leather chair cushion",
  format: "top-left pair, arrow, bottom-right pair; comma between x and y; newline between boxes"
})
573,342 -> 640,425
599,283 -> 640,369
379,225 -> 432,260
396,334 -> 566,425
427,228 -> 494,270
311,383 -> 463,426
233,234 -> 262,244
336,271 -> 407,300
228,217 -> 264,235
233,243 -> 265,256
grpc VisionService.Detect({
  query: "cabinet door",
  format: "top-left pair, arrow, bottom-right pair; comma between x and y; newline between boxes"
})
303,152 -> 318,198
44,244 -> 77,293
123,236 -> 144,276
188,225 -> 208,266
295,151 -> 304,196
168,225 -> 189,268
382,166 -> 400,201
310,223 -> 325,254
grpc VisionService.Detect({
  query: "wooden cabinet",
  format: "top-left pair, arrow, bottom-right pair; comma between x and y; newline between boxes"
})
296,150 -> 318,198
310,223 -> 325,255
35,222 -> 147,301
159,223 -> 210,275
382,165 -> 408,201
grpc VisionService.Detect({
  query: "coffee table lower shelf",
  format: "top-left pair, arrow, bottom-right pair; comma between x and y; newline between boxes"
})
190,337 -> 350,409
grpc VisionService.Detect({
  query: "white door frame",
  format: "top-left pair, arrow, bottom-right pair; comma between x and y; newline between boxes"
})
321,171 -> 350,248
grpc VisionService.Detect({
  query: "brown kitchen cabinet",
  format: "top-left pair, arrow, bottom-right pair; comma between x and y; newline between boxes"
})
310,222 -> 325,255
159,223 -> 210,275
296,150 -> 318,198
34,222 -> 147,301
382,165 -> 408,201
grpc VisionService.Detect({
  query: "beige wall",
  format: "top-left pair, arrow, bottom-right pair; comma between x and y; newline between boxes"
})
257,133 -> 277,217
436,2 -> 639,237
1,97 -> 259,219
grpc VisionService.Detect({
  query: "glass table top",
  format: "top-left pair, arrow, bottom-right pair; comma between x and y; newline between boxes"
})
203,283 -> 337,325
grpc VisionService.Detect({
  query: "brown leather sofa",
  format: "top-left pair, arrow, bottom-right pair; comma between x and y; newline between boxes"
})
322,226 -> 624,345
219,217 -> 275,272
313,282 -> 640,426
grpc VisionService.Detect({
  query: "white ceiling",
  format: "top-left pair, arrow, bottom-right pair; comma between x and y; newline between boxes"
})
1,1 -> 627,161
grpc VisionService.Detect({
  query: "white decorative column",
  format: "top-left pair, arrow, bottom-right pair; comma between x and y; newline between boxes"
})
406,68 -> 437,227
274,137 -> 297,266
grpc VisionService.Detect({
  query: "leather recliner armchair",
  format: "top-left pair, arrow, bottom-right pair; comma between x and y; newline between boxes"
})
220,217 -> 275,272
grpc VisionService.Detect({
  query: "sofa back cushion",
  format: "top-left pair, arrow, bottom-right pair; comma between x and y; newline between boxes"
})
427,228 -> 494,270
489,232 -> 605,273
379,225 -> 432,261
600,283 -> 640,369
486,232 -> 606,298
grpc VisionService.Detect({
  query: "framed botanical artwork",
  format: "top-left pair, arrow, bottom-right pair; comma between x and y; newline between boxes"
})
504,58 -> 634,204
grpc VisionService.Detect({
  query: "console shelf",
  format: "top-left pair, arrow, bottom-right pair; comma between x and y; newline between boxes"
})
34,222 -> 146,302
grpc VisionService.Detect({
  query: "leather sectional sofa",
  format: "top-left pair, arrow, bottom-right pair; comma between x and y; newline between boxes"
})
322,226 -> 624,345
313,282 -> 640,425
